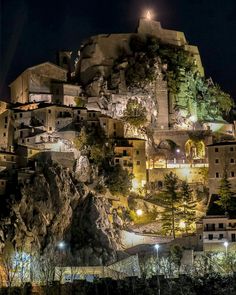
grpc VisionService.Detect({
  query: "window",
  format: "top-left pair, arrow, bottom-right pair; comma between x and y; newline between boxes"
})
123,160 -> 127,166
232,234 -> 236,242
93,113 -> 96,117
20,113 -> 22,118
113,131 -> 116,137
219,223 -> 223,229
3,133 -> 6,137
57,121 -> 59,125
123,150 -> 127,156
230,147 -> 234,152
48,109 -> 51,114
4,117 -> 7,124
230,158 -> 235,163
231,172 -> 235,177
78,110 -> 80,114
49,127 -> 52,131
215,159 -> 219,164
136,160 -> 141,165
219,234 -> 224,240
89,113 -> 91,118
157,181 -> 163,189
27,139 -> 29,142
208,234 -> 213,240
115,159 -> 119,163
4,125 -> 7,129
216,172 -> 219,178
136,150 -> 140,155
215,148 -> 219,152
113,123 -> 116,129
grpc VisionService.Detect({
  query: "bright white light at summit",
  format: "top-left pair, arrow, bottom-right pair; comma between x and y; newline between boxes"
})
146,10 -> 152,20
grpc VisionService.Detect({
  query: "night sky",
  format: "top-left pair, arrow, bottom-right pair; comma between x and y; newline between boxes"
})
1,0 -> 236,100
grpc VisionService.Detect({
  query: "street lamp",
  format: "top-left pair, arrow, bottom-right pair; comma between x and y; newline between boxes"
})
224,241 -> 229,256
58,241 -> 66,250
136,209 -> 143,216
154,244 -> 161,295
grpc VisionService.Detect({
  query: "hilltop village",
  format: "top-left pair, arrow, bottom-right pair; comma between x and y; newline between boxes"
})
0,16 -> 236,285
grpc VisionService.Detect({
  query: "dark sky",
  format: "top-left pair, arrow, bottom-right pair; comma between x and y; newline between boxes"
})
1,0 -> 236,99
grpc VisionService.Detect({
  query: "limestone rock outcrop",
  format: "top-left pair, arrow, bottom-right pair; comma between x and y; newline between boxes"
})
0,163 -> 123,265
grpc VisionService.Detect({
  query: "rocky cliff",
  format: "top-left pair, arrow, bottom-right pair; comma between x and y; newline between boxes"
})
0,163 -> 123,265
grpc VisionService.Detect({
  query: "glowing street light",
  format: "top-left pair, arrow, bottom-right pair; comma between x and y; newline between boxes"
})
179,221 -> 186,229
136,209 -> 143,216
58,241 -> 66,250
224,241 -> 229,256
154,244 -> 161,295
176,148 -> 180,153
189,115 -> 197,123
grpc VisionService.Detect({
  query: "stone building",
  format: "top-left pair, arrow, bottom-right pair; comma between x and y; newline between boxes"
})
9,62 -> 68,104
207,142 -> 236,195
201,214 -> 236,252
99,115 -> 124,138
114,138 -> 146,190
0,109 -> 14,151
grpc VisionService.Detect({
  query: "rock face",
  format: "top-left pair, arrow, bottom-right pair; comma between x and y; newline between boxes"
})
0,163 -> 123,265
71,193 -> 122,266
11,163 -> 82,252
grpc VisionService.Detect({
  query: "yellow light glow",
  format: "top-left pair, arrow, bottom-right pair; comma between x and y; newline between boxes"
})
136,209 -> 143,216
179,221 -> 186,229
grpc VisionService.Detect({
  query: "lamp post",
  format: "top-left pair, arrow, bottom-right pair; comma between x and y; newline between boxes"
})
224,241 -> 229,256
136,209 -> 143,217
154,244 -> 161,295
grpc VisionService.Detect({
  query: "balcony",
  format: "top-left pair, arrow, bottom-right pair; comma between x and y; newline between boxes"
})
204,227 -> 226,232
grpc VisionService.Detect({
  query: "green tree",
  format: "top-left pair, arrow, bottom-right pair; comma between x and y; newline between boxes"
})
215,169 -> 234,212
179,181 -> 196,233
161,172 -> 180,238
123,98 -> 147,127
105,164 -> 133,195
74,126 -> 88,150
170,244 -> 183,272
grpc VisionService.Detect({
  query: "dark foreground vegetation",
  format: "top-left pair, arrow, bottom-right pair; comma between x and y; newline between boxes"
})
1,274 -> 236,295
